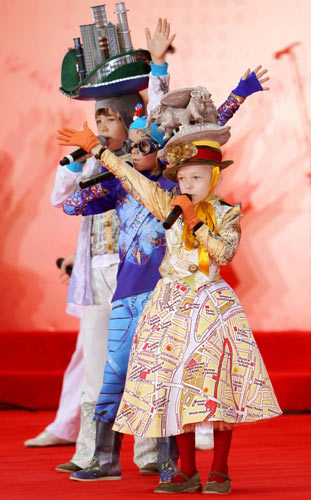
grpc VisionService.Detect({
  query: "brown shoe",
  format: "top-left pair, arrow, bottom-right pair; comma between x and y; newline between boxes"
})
202,471 -> 232,494
139,462 -> 159,475
55,461 -> 82,473
154,471 -> 202,493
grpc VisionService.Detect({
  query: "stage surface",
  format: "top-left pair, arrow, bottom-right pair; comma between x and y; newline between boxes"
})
0,410 -> 310,499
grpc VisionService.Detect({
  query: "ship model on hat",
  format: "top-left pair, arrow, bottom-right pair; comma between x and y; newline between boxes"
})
59,2 -> 151,100
145,86 -> 233,182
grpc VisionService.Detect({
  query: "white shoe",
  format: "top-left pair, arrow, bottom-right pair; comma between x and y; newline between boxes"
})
24,430 -> 75,448
195,431 -> 214,451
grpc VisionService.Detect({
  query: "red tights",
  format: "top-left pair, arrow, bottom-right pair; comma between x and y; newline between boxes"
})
172,429 -> 233,484
209,429 -> 233,482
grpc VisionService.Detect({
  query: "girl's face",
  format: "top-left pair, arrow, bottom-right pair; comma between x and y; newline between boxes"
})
128,128 -> 160,173
177,164 -> 213,204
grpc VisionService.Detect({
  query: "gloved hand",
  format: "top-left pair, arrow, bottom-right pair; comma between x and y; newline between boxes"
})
231,65 -> 269,99
231,71 -> 263,98
57,121 -> 100,153
171,194 -> 200,230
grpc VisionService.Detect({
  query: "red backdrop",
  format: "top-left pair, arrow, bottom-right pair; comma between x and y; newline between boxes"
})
1,0 -> 310,332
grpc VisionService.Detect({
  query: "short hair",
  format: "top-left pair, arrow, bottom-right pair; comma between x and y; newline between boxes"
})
95,108 -> 121,120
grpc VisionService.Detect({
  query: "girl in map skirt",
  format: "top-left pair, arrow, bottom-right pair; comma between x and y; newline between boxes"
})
57,94 -> 282,494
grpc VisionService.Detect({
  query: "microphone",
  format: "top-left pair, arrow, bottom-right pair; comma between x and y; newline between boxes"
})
79,159 -> 133,189
60,136 -> 107,166
56,258 -> 72,277
163,193 -> 192,230
274,42 -> 301,59
79,170 -> 116,189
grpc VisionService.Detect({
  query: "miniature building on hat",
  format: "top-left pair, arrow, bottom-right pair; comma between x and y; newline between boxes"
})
59,1 -> 151,100
114,1 -> 133,53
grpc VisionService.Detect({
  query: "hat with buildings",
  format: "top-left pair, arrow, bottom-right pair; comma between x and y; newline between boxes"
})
59,2 -> 151,100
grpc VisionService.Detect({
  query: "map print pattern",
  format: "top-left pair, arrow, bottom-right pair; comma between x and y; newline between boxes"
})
114,278 -> 282,437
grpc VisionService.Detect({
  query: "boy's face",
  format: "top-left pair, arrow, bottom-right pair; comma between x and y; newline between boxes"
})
128,128 -> 159,173
95,112 -> 127,151
177,164 -> 213,204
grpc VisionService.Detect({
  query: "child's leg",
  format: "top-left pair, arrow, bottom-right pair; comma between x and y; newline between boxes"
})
209,429 -> 233,482
171,432 -> 197,483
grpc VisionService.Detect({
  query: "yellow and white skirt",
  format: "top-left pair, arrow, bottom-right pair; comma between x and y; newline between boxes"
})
113,278 -> 282,437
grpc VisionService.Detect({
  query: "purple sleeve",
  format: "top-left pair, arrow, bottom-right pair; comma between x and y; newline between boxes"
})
63,184 -> 106,215
217,95 -> 241,127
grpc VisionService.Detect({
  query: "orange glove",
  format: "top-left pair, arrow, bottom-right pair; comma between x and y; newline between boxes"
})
171,194 -> 200,230
57,121 -> 100,153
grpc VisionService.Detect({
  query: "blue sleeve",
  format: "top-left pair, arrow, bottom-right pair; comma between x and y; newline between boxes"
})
65,160 -> 86,173
150,61 -> 169,76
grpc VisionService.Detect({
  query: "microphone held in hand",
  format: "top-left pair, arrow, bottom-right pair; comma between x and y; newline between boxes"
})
59,136 -> 107,166
56,258 -> 73,277
163,193 -> 192,230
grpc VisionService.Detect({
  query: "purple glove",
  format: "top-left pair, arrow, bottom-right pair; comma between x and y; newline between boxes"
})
231,71 -> 263,98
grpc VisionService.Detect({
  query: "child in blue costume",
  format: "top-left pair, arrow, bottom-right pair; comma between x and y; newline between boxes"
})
63,116 -> 179,482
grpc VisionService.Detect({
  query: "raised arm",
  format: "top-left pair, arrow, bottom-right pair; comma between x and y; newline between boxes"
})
57,123 -> 173,221
50,159 -> 87,207
96,148 -> 173,222
62,179 -> 117,216
145,17 -> 175,113
217,65 -> 269,126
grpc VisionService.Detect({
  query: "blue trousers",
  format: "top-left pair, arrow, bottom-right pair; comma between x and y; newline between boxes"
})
94,291 -> 152,423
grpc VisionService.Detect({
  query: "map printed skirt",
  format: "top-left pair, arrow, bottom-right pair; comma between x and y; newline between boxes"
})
113,278 -> 282,437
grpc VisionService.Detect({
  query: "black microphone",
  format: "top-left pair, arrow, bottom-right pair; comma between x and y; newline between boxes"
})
60,136 -> 107,166
56,258 -> 72,277
79,159 -> 133,189
79,170 -> 116,189
163,193 -> 192,230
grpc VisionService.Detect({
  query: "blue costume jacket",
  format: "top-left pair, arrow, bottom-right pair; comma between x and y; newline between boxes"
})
63,170 -> 176,302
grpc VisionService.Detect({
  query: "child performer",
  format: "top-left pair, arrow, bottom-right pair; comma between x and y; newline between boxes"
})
58,67 -> 266,480
57,99 -> 282,494
52,19 -> 177,481
50,97 -> 136,473
61,114 -> 179,483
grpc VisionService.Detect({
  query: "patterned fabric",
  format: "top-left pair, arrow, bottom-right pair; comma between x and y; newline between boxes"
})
71,393 -> 97,468
94,290 -> 153,423
133,436 -> 158,469
113,278 -> 282,437
63,183 -> 106,215
91,151 -> 283,438
91,210 -> 119,256
92,151 -> 242,289
217,95 -> 241,126
63,171 -> 176,302
159,199 -> 242,289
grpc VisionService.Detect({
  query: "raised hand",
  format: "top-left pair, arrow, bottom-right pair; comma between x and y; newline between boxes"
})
145,17 -> 176,66
241,65 -> 270,91
57,122 -> 100,153
231,64 -> 270,101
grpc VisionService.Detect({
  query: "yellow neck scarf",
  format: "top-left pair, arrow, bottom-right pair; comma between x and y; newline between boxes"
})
182,167 -> 219,276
